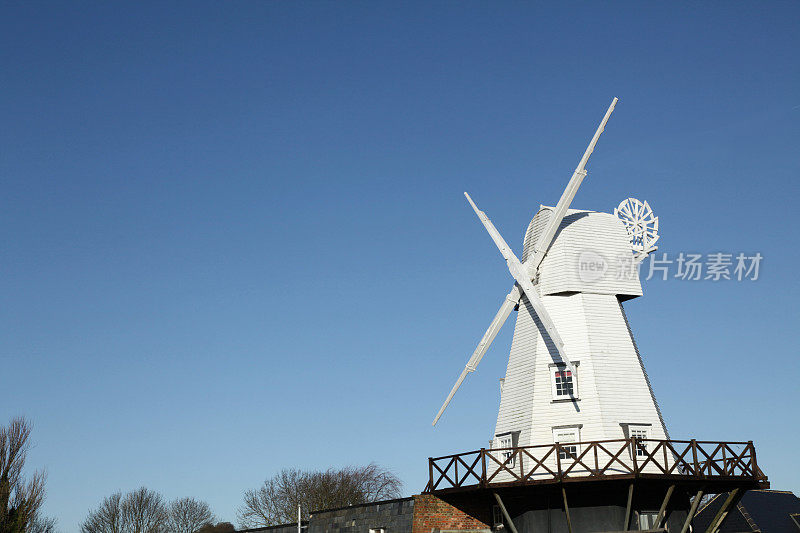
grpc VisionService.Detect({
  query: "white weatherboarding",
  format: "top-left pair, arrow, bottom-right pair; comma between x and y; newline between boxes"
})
433,99 -> 668,466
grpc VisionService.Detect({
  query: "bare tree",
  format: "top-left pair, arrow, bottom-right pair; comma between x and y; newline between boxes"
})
82,489 -> 215,533
0,417 -> 48,533
28,515 -> 58,533
121,488 -> 168,533
167,498 -> 214,533
82,488 -> 167,533
81,492 -> 123,533
237,463 -> 402,528
347,464 -> 403,502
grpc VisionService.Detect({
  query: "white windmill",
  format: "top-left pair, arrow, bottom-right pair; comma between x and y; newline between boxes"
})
433,98 -> 668,458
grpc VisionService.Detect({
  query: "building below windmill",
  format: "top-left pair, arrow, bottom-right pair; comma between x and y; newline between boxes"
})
233,483 -> 797,533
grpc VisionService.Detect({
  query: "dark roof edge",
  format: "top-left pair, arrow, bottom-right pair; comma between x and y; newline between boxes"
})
237,523 -> 308,533
309,496 -> 414,516
235,496 -> 415,533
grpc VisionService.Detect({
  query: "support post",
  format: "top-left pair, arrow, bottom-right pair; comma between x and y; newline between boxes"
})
704,489 -> 742,533
680,490 -> 704,533
480,448 -> 487,487
623,482 -> 635,531
493,492 -> 520,533
594,444 -> 599,474
562,486 -> 574,533
655,485 -> 675,528
428,458 -> 434,491
691,440 -> 700,477
556,444 -> 563,480
722,445 -> 727,475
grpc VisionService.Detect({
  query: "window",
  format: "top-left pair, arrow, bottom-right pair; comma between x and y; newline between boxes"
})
492,505 -> 504,529
496,433 -> 516,467
369,529 -> 385,533
621,424 -> 652,458
549,362 -> 578,400
627,425 -> 650,457
552,426 -> 580,460
638,511 -> 659,529
554,368 -> 574,396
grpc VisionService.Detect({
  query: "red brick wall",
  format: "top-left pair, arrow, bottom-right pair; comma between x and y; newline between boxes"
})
412,494 -> 490,533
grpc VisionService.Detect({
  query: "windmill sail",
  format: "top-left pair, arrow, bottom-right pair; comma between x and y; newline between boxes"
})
528,97 -> 618,271
432,99 -> 618,425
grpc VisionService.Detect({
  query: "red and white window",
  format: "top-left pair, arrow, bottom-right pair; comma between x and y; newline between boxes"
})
549,363 -> 578,400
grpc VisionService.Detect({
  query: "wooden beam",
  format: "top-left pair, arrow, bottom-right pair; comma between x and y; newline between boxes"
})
680,490 -> 704,533
655,485 -> 675,528
704,489 -> 742,533
623,482 -> 634,531
562,486 -> 574,533
493,492 -> 519,533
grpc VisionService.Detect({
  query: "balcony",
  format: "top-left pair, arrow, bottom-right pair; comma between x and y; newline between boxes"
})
426,438 -> 768,493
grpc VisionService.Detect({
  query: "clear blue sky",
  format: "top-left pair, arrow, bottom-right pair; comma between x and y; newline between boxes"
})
2,2 -> 798,531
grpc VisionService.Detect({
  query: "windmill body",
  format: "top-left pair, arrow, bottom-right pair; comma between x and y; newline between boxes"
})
493,207 -> 669,455
431,99 -> 670,455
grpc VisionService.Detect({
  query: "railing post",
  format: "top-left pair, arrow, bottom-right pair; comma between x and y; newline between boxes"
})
691,439 -> 700,478
428,457 -> 434,491
480,448 -> 487,487
721,445 -> 727,475
556,444 -> 563,480
631,437 -> 639,476
748,440 -> 757,479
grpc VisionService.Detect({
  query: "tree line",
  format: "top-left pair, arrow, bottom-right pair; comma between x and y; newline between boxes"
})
79,489 -> 228,533
2,418 -> 402,533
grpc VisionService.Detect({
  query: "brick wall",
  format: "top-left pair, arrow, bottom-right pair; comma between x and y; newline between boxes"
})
411,494 -> 490,533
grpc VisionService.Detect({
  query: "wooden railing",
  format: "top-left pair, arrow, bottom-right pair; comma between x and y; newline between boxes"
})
426,439 -> 764,492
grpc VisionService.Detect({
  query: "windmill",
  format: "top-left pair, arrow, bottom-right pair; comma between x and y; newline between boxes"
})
423,100 -> 768,532
432,98 -> 669,452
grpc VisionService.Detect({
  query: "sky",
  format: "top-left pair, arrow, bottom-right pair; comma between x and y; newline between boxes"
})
1,2 -> 799,531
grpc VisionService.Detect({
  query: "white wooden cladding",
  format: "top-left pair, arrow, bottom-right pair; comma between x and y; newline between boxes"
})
525,207 -> 644,298
494,289 -> 668,451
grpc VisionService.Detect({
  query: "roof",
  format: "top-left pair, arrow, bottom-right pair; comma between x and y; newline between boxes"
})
234,497 -> 414,533
521,207 -> 643,298
694,489 -> 800,532
236,524 -> 307,533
